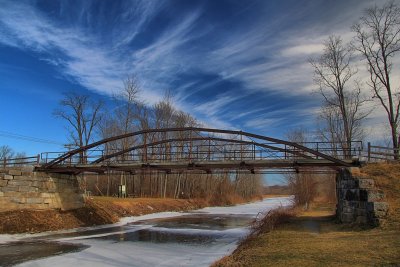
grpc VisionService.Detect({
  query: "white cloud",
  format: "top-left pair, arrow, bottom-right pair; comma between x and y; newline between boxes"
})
0,0 -> 395,139
280,43 -> 325,57
0,2 -> 131,95
244,117 -> 283,130
200,116 -> 238,131
193,92 -> 242,116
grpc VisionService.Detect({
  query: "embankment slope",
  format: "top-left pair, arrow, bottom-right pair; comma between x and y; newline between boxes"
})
213,163 -> 400,267
0,197 -> 207,234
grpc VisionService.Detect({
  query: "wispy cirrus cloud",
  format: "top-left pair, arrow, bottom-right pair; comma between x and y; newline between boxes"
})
0,1 -> 129,94
0,0 -> 208,106
280,43 -> 325,58
193,92 -> 242,116
244,117 -> 283,130
0,0 -> 388,138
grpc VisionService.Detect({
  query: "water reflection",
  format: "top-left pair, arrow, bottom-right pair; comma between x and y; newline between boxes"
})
87,213 -> 253,245
94,228 -> 217,245
0,241 -> 88,267
0,197 -> 292,267
135,214 -> 253,230
30,226 -> 133,241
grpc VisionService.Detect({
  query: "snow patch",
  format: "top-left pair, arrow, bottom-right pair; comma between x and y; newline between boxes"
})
5,197 -> 293,267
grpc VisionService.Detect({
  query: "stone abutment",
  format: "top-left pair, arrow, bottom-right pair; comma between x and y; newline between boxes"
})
336,168 -> 388,226
0,167 -> 84,211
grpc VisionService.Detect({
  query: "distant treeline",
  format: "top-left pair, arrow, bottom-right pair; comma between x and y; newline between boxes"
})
82,171 -> 262,205
55,77 -> 263,203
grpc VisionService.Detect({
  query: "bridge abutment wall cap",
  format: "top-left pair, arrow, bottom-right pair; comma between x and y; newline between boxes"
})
8,170 -> 22,176
349,167 -> 361,176
337,168 -> 352,180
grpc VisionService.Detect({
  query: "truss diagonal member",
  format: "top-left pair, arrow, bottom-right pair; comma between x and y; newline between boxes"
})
90,136 -> 311,164
42,127 -> 353,168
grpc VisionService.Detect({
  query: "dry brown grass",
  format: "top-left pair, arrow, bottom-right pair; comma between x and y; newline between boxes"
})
88,197 -> 208,218
212,163 -> 400,266
0,204 -> 117,234
249,207 -> 297,236
0,197 -> 208,234
212,208 -> 296,267
207,193 -> 263,206
0,193 -> 266,234
213,208 -> 400,267
360,162 -> 400,229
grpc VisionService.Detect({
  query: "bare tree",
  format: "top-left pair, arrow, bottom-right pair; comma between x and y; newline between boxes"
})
114,75 -> 141,154
99,76 -> 146,155
352,1 -> 400,159
0,145 -> 14,160
14,152 -> 27,165
154,91 -> 176,129
87,87 -> 263,202
310,35 -> 368,158
0,146 -> 29,167
284,128 -> 317,209
54,92 -> 103,163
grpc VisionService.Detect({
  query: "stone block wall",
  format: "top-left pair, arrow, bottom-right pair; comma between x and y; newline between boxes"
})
0,167 -> 84,211
336,168 -> 388,226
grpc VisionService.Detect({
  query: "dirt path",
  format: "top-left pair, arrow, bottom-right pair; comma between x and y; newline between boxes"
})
294,209 -> 335,235
213,207 -> 400,266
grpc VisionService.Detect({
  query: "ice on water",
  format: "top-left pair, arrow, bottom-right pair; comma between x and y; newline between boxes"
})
2,197 -> 292,267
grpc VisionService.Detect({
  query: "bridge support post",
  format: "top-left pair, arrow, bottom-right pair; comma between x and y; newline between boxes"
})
336,168 -> 388,226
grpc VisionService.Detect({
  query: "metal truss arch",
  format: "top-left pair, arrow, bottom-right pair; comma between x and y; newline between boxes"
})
39,127 -> 358,173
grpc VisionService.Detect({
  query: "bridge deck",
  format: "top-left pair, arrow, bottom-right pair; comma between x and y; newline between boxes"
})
35,159 -> 359,174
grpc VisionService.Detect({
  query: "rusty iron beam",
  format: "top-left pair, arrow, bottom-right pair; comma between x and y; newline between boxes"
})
91,136 -> 312,164
36,158 -> 359,174
42,127 -> 354,169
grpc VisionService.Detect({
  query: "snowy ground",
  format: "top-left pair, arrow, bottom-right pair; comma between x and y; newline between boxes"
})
0,197 -> 292,267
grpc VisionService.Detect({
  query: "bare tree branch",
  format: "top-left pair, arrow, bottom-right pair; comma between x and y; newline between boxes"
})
311,35 -> 367,158
54,92 -> 103,163
352,0 -> 400,158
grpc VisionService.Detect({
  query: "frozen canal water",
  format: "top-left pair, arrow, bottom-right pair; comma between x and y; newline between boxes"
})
0,197 -> 292,267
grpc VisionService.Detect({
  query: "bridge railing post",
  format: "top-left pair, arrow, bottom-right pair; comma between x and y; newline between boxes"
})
367,142 -> 371,162
284,145 -> 287,159
144,132 -> 147,162
207,138 -> 211,160
240,132 -> 243,161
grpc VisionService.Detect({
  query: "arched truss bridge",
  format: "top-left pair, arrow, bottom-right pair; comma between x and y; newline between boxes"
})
36,127 -> 362,174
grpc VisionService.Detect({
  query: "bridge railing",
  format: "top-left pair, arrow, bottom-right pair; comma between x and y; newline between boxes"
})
40,148 -> 281,164
1,154 -> 40,169
41,150 -> 105,164
366,143 -> 399,161
36,141 -> 399,167
1,139 -> 366,170
37,140 -> 363,167
294,141 -> 363,160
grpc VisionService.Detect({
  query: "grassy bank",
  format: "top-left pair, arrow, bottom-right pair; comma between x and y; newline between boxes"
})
0,197 -> 209,234
0,194 -> 264,234
214,206 -> 400,266
213,163 -> 400,266
361,162 -> 400,229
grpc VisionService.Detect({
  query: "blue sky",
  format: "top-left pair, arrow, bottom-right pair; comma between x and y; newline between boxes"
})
0,0 -> 385,161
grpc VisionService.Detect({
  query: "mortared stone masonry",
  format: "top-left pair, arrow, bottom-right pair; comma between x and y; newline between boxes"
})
336,168 -> 388,226
0,167 -> 84,211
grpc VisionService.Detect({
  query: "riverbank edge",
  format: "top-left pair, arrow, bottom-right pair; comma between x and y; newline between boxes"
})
212,163 -> 400,266
0,195 -> 274,234
211,205 -> 298,267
